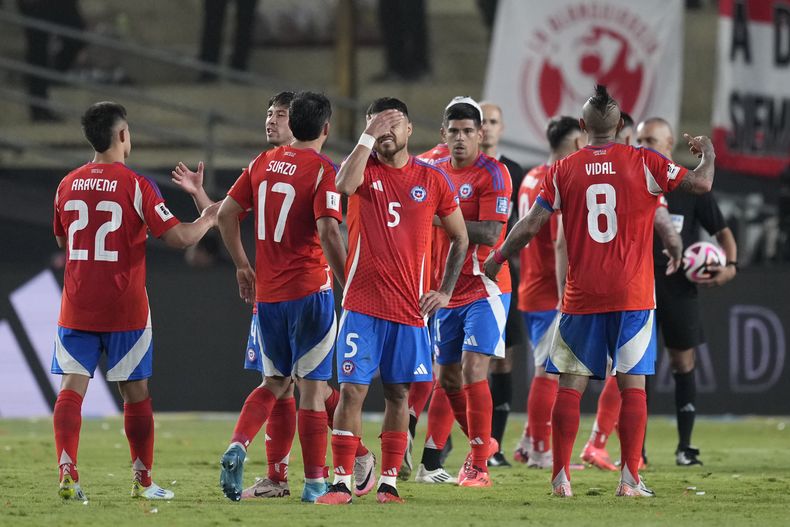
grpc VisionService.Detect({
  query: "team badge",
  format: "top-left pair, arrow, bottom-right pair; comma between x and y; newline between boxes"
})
247,348 -> 257,362
459,183 -> 473,199
410,185 -> 427,202
341,360 -> 355,375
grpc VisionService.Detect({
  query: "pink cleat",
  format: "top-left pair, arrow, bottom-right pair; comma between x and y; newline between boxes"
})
581,442 -> 617,471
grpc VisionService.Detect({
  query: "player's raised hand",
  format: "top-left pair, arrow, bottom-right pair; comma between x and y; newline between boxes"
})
483,250 -> 502,281
419,290 -> 450,318
663,248 -> 682,275
236,265 -> 256,304
364,109 -> 404,140
171,161 -> 204,195
683,134 -> 713,159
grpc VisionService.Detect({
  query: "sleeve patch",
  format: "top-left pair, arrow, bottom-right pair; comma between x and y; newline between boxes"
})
155,203 -> 174,221
667,163 -> 681,180
496,196 -> 509,214
326,191 -> 340,211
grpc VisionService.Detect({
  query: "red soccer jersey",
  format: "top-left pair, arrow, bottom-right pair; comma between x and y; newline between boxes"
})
517,164 -> 560,312
432,153 -> 512,308
227,145 -> 343,303
53,162 -> 180,331
538,143 -> 688,314
416,143 -> 450,165
343,154 -> 458,326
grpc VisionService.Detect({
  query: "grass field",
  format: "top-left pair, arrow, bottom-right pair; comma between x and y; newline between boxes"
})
1,414 -> 788,526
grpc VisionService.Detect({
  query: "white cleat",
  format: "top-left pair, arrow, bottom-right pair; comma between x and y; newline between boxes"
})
241,477 -> 290,499
551,468 -> 573,497
131,480 -> 175,500
353,451 -> 377,497
527,449 -> 553,469
616,464 -> 655,497
414,464 -> 458,484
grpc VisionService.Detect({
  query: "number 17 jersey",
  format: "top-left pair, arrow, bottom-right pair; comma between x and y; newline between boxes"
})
537,143 -> 688,314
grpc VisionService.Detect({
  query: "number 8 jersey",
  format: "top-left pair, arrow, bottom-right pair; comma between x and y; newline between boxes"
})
53,162 -> 180,331
537,143 -> 688,314
227,145 -> 343,303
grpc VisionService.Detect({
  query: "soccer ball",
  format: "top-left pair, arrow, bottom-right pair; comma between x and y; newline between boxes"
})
683,241 -> 726,282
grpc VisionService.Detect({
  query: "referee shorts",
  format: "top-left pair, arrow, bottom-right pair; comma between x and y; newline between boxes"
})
655,269 -> 704,350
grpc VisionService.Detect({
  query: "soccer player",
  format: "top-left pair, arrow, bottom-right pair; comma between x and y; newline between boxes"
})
484,85 -> 716,497
317,97 -> 468,504
412,97 -> 512,487
172,92 -> 376,498
216,91 -> 348,502
479,101 -> 526,467
52,101 -> 218,501
513,116 -> 585,469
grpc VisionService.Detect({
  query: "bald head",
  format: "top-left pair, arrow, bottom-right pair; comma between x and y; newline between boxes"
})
581,85 -> 621,138
479,101 -> 504,153
636,117 -> 674,159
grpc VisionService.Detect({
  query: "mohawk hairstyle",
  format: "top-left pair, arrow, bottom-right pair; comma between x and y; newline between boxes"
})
588,84 -> 618,116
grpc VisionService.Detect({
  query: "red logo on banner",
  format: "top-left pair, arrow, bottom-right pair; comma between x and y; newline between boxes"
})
520,3 -> 659,137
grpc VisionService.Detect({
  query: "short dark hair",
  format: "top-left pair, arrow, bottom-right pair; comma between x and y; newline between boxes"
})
268,91 -> 295,109
288,91 -> 332,141
81,101 -> 127,153
620,111 -> 634,129
546,116 -> 581,150
444,103 -> 481,128
366,97 -> 409,119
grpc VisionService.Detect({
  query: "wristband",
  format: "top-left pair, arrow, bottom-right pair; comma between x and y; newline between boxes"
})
358,133 -> 376,149
493,249 -> 507,265
726,260 -> 738,270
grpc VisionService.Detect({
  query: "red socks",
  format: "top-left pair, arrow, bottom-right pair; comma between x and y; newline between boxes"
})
380,431 -> 408,478
446,389 -> 469,436
54,389 -> 83,481
124,398 -> 155,487
527,376 -> 559,453
231,386 -> 277,448
618,388 -> 647,482
465,380 -> 493,470
266,397 -> 296,482
298,408 -> 328,479
551,387 -> 582,482
424,386 -> 454,449
324,388 -> 340,428
330,432 -> 360,481
408,380 -> 433,420
592,375 -> 622,448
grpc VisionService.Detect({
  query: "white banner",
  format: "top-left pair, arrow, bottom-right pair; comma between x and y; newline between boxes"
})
483,0 -> 684,167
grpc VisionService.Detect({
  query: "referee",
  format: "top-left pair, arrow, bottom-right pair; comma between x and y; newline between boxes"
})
637,118 -> 738,466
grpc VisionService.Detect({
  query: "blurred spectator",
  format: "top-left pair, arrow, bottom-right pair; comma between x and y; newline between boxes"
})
16,0 -> 85,122
374,0 -> 430,82
198,0 -> 258,82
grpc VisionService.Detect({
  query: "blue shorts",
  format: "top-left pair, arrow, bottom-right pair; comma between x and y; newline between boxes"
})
337,310 -> 432,385
52,325 -> 152,382
244,308 -> 264,372
253,290 -> 337,381
545,310 -> 657,380
434,294 -> 511,366
522,309 -> 558,368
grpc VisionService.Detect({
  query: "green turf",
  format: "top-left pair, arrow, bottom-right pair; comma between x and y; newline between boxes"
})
1,414 -> 788,526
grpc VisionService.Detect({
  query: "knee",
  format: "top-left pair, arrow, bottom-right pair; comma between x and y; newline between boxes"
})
382,384 -> 408,405
439,368 -> 463,393
339,383 -> 367,407
669,348 -> 695,374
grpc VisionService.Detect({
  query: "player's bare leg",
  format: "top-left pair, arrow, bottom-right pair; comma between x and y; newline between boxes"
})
551,374 -> 588,497
317,383 -> 367,505
458,351 -> 497,487
669,347 -> 702,466
488,348 -> 513,467
377,383 -> 409,503
614,373 -> 654,497
55,374 -> 89,500
221,376 -> 291,501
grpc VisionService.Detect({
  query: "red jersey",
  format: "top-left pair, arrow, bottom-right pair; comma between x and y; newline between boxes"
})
432,153 -> 512,308
227,146 -> 343,303
343,154 -> 458,326
53,162 -> 180,331
517,164 -> 560,312
538,144 -> 688,314
416,143 -> 450,165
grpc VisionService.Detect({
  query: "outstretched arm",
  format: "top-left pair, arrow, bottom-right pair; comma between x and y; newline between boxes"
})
465,220 -> 504,246
677,134 -> 716,194
160,202 -> 219,249
484,203 -> 552,280
654,206 -> 683,275
171,161 -> 215,213
419,208 -> 469,317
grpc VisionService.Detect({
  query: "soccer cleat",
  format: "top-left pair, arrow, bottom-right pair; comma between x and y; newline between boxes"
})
488,452 -> 512,468
399,431 -> 413,481
616,479 -> 656,497
551,469 -> 572,497
131,480 -> 175,500
59,473 -> 87,501
458,465 -> 492,487
219,443 -> 246,501
580,442 -> 617,471
527,449 -> 553,469
414,464 -> 458,484
513,436 -> 530,464
353,451 -> 377,497
241,477 -> 290,499
376,483 -> 405,503
458,437 -> 499,481
301,481 -> 328,503
676,446 -> 703,466
315,482 -> 352,505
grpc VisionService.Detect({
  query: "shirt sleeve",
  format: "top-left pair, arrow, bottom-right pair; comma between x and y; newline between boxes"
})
227,167 -> 254,211
314,161 -> 343,222
139,177 -> 180,238
657,194 -> 668,209
53,183 -> 65,237
478,161 -> 512,222
695,192 -> 727,235
641,148 -> 688,194
434,166 -> 459,217
537,163 -> 560,212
